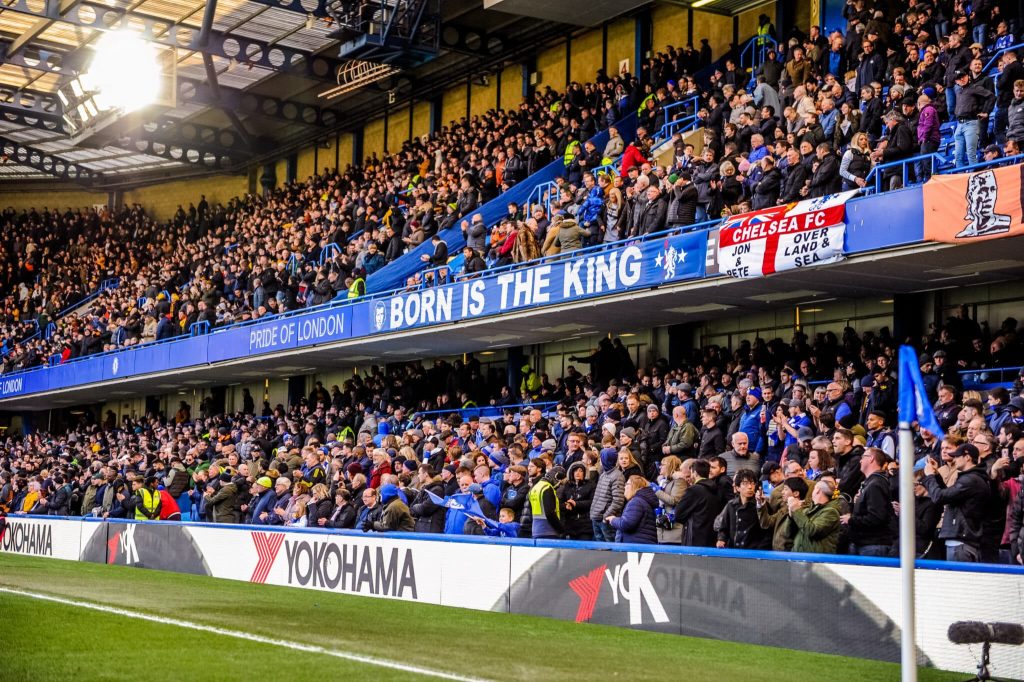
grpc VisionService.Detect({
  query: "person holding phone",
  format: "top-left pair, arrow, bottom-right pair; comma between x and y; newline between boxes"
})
716,469 -> 770,549
756,476 -> 806,551
921,443 -> 991,563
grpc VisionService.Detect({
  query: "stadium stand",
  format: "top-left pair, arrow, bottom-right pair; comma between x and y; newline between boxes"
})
3,0 -> 1024,573
3,311 -> 1024,565
5,5 -> 1024,375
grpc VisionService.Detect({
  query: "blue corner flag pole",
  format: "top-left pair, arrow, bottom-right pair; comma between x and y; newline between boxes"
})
896,345 -> 945,682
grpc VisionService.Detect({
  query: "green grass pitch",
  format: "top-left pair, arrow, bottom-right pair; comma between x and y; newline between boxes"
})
0,553 -> 965,681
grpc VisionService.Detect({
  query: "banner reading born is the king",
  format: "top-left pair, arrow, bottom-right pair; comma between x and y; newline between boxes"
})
923,163 -> 1024,243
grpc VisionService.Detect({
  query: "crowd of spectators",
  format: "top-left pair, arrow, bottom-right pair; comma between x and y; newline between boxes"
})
4,5 -> 1024,374
0,204 -> 164,370
2,309 -> 1023,564
0,56 -> 654,372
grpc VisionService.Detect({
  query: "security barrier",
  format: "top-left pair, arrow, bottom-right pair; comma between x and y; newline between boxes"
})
3,515 -> 1023,677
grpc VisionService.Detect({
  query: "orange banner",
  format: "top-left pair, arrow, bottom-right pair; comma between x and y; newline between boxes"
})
922,164 -> 1024,243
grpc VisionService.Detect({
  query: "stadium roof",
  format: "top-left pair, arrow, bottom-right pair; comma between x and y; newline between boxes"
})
0,0 -> 575,188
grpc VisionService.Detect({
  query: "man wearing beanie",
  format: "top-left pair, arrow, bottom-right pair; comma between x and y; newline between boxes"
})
499,465 -> 529,521
739,387 -> 767,458
589,447 -> 625,542
366,483 -> 415,533
246,476 -> 277,525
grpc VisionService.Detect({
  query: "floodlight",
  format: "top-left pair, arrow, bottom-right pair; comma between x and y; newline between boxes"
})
81,31 -> 160,113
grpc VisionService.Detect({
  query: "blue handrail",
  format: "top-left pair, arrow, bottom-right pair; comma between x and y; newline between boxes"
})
654,113 -> 701,145
653,95 -> 700,144
864,153 -> 941,194
526,162 -> 620,221
740,34 -> 778,73
413,400 -> 560,420
982,41 -> 1024,74
319,242 -> 341,265
659,95 -> 699,125
959,364 -> 1023,389
864,152 -> 1024,195
421,264 -> 451,287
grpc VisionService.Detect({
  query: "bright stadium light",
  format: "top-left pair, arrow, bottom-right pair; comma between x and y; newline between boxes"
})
81,31 -> 160,113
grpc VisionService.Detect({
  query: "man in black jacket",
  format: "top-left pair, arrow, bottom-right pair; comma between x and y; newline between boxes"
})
409,465 -> 447,534
855,38 -> 886,95
667,172 -> 698,226
503,145 -> 526,186
952,69 -> 996,168
922,443 -> 991,562
635,184 -> 669,235
995,51 -> 1024,144
716,468 -> 771,549
499,465 -> 530,521
843,447 -> 895,557
751,156 -> 782,209
942,34 -> 971,117
461,246 -> 486,276
780,148 -> 807,203
675,459 -> 726,547
383,224 -> 403,262
420,233 -> 448,268
806,142 -> 841,198
874,112 -> 916,189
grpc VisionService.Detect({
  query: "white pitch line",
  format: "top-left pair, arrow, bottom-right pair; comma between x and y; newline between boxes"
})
0,586 -> 486,682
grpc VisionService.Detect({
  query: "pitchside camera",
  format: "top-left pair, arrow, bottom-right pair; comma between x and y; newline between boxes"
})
947,621 -> 1024,681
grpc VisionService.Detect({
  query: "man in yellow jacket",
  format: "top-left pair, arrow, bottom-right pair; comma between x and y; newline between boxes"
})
132,477 -> 162,521
520,363 -> 541,400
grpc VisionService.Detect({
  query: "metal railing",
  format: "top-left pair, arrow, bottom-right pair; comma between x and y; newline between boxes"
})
653,95 -> 701,145
864,152 -> 1024,195
413,400 -> 560,420
319,242 -> 341,265
982,41 -> 1024,74
864,153 -> 942,194
420,264 -> 452,287
961,365 -> 1023,389
525,162 -> 619,222
446,214 -> 722,288
740,34 -> 779,73
189,320 -> 210,337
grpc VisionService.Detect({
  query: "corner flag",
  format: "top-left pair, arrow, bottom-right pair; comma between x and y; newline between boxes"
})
897,345 -> 944,437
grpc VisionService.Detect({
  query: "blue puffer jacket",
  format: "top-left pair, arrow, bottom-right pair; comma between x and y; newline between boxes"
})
738,402 -> 767,455
611,486 -> 658,544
